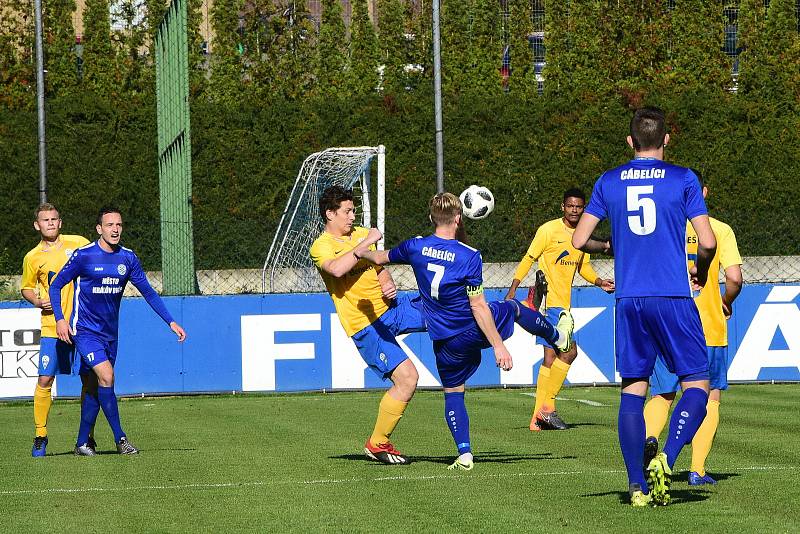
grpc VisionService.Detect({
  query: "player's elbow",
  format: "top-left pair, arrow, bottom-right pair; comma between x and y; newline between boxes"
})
726,267 -> 743,290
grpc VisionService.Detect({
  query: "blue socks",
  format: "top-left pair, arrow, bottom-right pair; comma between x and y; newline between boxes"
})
664,387 -> 708,469
618,392 -> 648,492
77,390 -> 101,446
444,391 -> 471,454
515,304 -> 558,345
98,385 -> 126,443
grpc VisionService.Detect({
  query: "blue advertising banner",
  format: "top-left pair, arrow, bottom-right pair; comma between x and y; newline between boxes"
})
1,284 -> 798,398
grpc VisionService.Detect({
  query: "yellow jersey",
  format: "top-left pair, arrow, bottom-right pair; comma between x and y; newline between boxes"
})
310,227 -> 389,336
21,234 -> 91,337
513,218 -> 599,310
687,218 -> 742,346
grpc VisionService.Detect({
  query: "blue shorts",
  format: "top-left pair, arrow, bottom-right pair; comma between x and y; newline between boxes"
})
650,346 -> 728,395
74,333 -> 119,375
615,297 -> 708,380
351,294 -> 426,380
433,300 -> 517,388
38,337 -> 78,376
536,306 -> 563,348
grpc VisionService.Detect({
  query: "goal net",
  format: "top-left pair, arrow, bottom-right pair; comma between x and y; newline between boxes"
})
262,146 -> 386,293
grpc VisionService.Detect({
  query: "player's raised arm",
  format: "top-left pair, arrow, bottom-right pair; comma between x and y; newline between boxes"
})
689,214 -> 717,289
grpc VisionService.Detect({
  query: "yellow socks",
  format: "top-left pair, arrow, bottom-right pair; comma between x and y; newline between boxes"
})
33,385 -> 53,438
369,392 -> 408,445
546,359 -> 571,411
533,365 -> 551,416
691,399 -> 720,476
643,395 -> 672,439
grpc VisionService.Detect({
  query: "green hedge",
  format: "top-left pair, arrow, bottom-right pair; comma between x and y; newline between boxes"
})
2,89 -> 799,274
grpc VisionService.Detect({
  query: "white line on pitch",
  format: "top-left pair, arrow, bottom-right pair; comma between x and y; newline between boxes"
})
519,392 -> 610,407
2,466 -> 796,496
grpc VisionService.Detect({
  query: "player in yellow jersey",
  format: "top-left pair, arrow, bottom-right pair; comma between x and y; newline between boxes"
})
310,186 -> 425,465
21,203 -> 90,457
505,188 -> 614,431
643,175 -> 743,485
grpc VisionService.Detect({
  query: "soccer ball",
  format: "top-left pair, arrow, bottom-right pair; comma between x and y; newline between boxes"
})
459,185 -> 495,220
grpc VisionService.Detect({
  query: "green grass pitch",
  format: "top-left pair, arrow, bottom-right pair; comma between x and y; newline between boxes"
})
2,384 -> 799,532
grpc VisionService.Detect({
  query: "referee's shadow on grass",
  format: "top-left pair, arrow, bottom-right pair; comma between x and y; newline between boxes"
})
586,489 -> 713,505
331,450 -> 576,466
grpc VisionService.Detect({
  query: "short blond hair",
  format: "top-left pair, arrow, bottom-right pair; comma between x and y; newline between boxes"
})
34,203 -> 59,220
429,192 -> 462,227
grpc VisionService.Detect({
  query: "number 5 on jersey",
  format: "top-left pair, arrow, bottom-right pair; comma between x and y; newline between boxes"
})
627,185 -> 656,235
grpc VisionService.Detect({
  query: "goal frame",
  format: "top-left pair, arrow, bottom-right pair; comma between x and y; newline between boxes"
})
261,145 -> 385,293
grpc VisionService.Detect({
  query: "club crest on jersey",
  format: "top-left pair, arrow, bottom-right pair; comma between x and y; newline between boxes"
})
65,249 -> 73,258
117,264 -> 127,275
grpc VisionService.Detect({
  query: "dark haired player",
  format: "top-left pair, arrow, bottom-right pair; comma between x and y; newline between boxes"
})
310,185 -> 425,465
572,107 -> 717,506
50,207 -> 186,455
505,187 -> 614,431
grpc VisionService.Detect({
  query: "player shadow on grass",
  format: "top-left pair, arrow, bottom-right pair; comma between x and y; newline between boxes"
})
586,488 -> 713,505
512,422 -> 601,431
331,450 -> 577,466
49,447 -> 197,456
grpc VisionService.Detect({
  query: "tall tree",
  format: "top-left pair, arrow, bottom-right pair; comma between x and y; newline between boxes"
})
735,0 -> 767,94
44,0 -> 79,96
82,0 -> 119,95
272,0 -> 318,99
208,0 -> 245,104
544,0 -> 608,99
664,0 -> 729,93
0,0 -> 35,108
378,0 -> 408,94
316,0 -> 347,96
348,0 -> 379,94
440,0 -> 470,94
467,0 -> 501,95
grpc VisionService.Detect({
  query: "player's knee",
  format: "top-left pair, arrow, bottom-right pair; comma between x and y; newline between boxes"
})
37,375 -> 55,388
395,359 -> 419,389
560,345 -> 578,364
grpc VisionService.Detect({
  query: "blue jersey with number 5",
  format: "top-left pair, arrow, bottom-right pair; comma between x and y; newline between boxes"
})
389,235 -> 482,341
584,158 -> 707,298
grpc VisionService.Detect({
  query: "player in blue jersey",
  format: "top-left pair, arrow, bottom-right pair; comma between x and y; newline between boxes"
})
49,207 -> 187,455
358,192 -> 575,470
572,107 -> 717,506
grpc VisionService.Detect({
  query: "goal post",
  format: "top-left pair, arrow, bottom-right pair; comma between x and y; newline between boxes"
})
262,146 -> 386,293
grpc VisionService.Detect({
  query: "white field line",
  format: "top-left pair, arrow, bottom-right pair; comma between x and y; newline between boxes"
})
1,465 -> 796,496
519,392 -> 610,407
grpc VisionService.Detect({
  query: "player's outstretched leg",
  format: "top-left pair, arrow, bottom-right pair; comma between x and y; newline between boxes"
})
444,390 -> 473,470
511,301 -> 574,352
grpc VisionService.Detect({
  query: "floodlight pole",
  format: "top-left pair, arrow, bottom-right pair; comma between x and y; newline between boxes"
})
432,0 -> 444,194
34,0 -> 48,203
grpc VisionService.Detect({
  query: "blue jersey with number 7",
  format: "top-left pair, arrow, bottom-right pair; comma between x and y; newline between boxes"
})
584,158 -> 707,299
389,235 -> 482,341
